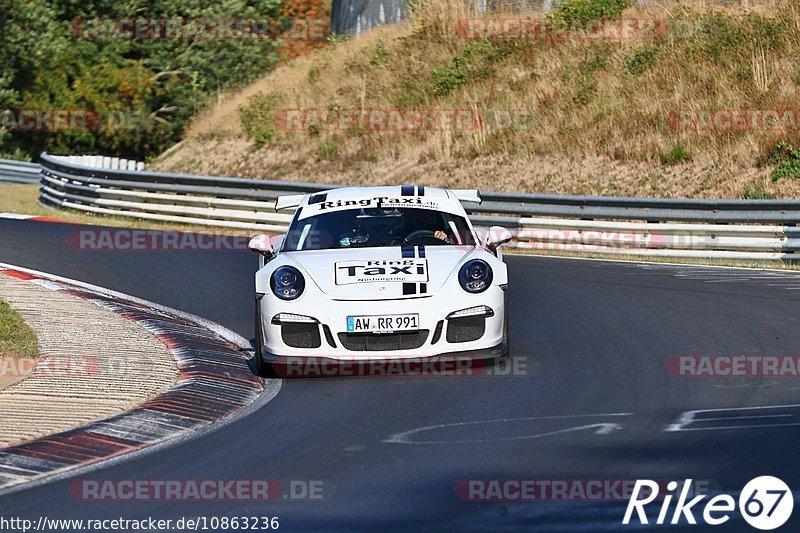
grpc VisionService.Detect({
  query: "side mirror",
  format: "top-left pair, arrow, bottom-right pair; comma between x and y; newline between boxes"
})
248,234 -> 274,256
485,226 -> 513,250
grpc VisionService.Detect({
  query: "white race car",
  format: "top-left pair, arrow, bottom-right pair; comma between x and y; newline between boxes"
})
248,185 -> 512,375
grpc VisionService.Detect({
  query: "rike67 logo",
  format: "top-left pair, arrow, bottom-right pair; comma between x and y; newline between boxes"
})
623,476 -> 794,530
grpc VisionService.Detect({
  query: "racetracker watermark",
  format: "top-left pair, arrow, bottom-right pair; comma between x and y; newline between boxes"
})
68,229 -> 253,252
0,354 -> 160,378
456,18 -> 667,41
270,356 -> 527,378
456,479 -> 713,502
668,109 -> 800,132
69,18 -> 329,41
0,355 -> 100,378
273,109 -> 483,132
667,355 -> 800,378
1,109 -> 152,132
500,228 -> 667,250
2,109 -> 97,132
69,479 -> 328,501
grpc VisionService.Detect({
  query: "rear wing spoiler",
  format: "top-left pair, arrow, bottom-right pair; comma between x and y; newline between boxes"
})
274,194 -> 307,211
451,189 -> 482,204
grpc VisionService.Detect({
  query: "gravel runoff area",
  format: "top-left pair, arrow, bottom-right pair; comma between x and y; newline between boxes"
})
0,273 -> 178,447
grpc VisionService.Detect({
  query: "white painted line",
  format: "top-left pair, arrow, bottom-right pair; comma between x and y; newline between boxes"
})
698,415 -> 792,422
664,404 -> 800,432
668,423 -> 800,432
703,279 -> 762,283
676,273 -> 798,280
516,253 -> 800,274
384,413 -> 632,444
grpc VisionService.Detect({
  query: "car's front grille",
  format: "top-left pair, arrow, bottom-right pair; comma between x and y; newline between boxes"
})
446,316 -> 485,343
338,330 -> 429,352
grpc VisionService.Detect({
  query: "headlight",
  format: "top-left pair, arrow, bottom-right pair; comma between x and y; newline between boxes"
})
271,265 -> 305,300
458,259 -> 492,293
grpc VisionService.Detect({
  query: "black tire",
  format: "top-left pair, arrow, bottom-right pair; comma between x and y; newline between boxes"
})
254,298 -> 266,377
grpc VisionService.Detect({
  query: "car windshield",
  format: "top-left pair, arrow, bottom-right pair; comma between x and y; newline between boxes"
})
283,207 -> 476,251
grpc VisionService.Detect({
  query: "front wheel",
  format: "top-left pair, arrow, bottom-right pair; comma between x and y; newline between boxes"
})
254,298 -> 266,377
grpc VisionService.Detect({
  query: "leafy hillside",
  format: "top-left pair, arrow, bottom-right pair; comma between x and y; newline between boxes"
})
0,0 -> 328,161
153,0 -> 800,199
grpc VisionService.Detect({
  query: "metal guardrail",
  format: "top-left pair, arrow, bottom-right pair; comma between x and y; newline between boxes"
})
50,154 -> 144,171
1,156 -> 143,184
0,159 -> 41,184
38,152 -> 800,261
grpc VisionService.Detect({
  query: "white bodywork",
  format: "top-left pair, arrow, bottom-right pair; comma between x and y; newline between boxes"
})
254,186 -> 508,361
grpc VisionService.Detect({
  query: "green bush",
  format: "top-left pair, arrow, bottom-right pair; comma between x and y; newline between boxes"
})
758,140 -> 800,181
554,0 -> 632,22
626,47 -> 659,76
315,136 -> 341,159
773,150 -> 800,181
239,92 -> 281,149
742,186 -> 776,200
571,78 -> 597,106
368,40 -> 389,66
661,144 -> 692,165
432,55 -> 469,96
431,42 -> 498,97
758,140 -> 795,166
699,14 -> 748,60
581,51 -> 610,74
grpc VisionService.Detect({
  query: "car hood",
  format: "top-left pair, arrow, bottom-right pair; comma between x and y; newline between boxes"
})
286,246 -> 475,300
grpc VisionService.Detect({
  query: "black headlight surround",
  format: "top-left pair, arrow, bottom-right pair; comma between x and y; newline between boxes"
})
458,259 -> 493,294
271,265 -> 305,300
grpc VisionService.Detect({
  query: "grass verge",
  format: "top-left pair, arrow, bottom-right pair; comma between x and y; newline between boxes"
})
0,297 -> 38,391
0,299 -> 37,358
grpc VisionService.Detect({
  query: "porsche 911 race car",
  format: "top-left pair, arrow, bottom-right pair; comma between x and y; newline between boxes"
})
248,185 -> 511,375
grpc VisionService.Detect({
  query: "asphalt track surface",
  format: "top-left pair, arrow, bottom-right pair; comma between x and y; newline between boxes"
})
2,218 -> 800,531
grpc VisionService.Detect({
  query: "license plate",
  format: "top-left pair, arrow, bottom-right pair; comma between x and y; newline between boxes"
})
346,314 -> 419,333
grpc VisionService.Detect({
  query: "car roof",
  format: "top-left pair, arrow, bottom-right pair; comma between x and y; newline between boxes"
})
307,185 -> 450,204
276,186 -> 479,211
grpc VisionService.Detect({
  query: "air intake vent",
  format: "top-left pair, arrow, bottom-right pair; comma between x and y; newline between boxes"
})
446,316 -> 485,343
281,323 -> 322,349
338,330 -> 429,351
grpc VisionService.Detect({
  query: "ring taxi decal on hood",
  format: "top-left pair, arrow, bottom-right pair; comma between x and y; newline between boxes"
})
335,257 -> 428,286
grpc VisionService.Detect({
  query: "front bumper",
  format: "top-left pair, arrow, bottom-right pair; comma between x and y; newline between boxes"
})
257,286 -> 506,361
